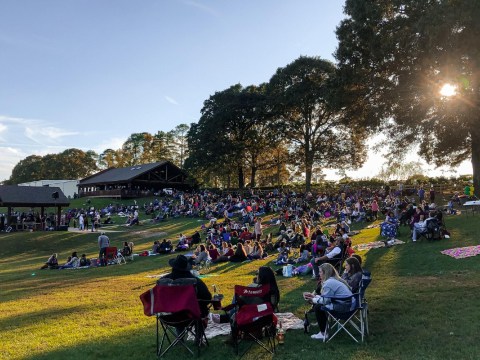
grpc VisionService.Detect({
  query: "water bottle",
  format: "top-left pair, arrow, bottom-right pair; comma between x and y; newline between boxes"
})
304,311 -> 310,334
277,321 -> 285,344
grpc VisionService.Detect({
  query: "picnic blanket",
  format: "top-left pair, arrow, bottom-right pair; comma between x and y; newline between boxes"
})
441,245 -> 480,259
187,312 -> 303,340
353,239 -> 405,252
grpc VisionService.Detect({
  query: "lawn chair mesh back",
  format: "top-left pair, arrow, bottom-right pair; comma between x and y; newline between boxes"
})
321,270 -> 372,343
230,284 -> 277,355
139,278 -> 208,357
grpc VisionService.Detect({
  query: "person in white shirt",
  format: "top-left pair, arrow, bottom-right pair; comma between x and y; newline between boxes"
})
310,237 -> 343,279
412,212 -> 437,242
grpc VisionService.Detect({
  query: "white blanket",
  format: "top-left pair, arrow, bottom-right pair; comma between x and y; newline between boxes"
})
187,312 -> 303,340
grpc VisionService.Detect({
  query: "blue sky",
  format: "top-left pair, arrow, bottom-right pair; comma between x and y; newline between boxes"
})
0,0 -> 471,181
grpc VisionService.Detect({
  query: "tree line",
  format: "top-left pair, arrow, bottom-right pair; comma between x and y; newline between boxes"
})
5,1 -> 479,194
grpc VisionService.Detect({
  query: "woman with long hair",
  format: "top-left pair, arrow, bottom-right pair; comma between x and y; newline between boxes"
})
247,241 -> 264,260
229,243 -> 248,262
341,257 -> 363,293
255,266 -> 280,308
304,263 -> 353,340
210,266 -> 280,323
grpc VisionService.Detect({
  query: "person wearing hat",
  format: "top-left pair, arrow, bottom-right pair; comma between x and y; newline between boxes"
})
98,232 -> 110,266
162,255 -> 212,317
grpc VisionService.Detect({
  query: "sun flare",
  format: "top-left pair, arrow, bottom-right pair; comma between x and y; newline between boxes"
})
440,83 -> 457,97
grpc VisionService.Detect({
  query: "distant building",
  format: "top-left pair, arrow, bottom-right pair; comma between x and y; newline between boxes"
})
78,161 -> 191,199
18,180 -> 79,199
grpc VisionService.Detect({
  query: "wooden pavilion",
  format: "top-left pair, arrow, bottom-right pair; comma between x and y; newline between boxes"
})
78,161 -> 191,198
0,185 -> 70,230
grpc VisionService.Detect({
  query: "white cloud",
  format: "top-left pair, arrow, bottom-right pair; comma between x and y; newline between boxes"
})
181,0 -> 221,17
165,96 -> 179,105
93,137 -> 127,153
24,126 -> 78,144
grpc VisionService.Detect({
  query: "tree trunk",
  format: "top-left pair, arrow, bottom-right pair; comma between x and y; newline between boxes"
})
250,167 -> 257,188
238,166 -> 245,189
305,151 -> 314,192
471,127 -> 480,197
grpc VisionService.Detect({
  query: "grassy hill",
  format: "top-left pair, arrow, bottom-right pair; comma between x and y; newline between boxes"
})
1,203 -> 479,360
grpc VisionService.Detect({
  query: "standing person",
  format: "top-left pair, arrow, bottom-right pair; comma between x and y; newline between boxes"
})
429,186 -> 435,204
78,213 -> 84,231
98,232 -> 110,266
90,210 -> 96,232
254,217 -> 263,241
418,187 -> 425,203
370,199 -> 379,220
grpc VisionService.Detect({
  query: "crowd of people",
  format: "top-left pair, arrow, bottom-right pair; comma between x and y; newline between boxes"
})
35,184 -> 464,348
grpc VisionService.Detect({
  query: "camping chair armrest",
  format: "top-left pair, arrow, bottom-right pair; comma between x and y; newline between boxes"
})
321,294 -> 356,301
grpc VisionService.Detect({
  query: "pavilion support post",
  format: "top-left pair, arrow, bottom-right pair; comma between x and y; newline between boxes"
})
41,207 -> 45,230
57,206 -> 61,227
7,206 -> 12,226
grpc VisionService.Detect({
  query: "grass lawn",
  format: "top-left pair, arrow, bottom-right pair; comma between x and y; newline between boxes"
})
1,201 -> 480,360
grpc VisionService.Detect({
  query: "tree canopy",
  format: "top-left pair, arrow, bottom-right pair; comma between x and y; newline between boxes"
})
335,0 -> 480,195
267,56 -> 367,191
8,149 -> 98,184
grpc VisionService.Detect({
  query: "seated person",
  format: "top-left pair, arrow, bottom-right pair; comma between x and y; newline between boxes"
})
208,244 -> 221,262
103,216 -> 113,224
296,244 -> 310,263
162,255 -> 212,319
275,241 -> 290,264
191,244 -> 210,265
247,241 -> 264,260
213,243 -> 234,263
40,253 -> 59,269
120,241 -> 132,256
243,240 -> 253,255
229,243 -> 248,262
310,237 -> 343,279
79,254 -> 91,267
412,212 -> 438,242
210,266 -> 280,324
380,211 -> 398,240
59,252 -> 80,269
158,239 -> 172,254
176,234 -> 189,251
341,257 -> 362,293
191,231 -> 201,245
152,241 -> 160,254
304,263 -> 354,340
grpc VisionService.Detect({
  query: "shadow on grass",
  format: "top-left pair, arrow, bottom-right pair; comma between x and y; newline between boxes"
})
0,304 -> 92,331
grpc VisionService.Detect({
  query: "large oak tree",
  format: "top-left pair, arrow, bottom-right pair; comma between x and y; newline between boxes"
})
267,56 -> 366,191
336,0 -> 480,195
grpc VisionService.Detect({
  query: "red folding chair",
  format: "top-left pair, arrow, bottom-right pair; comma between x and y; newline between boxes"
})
140,278 -> 208,358
104,247 -> 119,265
228,284 -> 277,355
